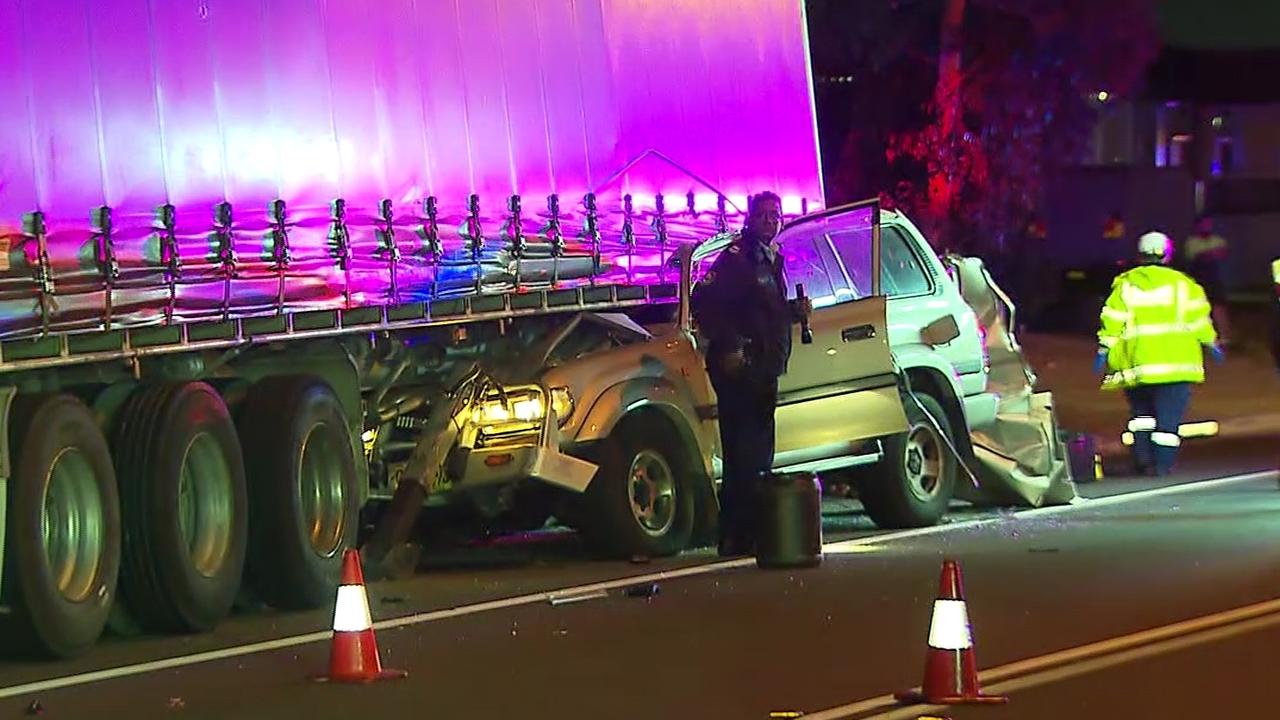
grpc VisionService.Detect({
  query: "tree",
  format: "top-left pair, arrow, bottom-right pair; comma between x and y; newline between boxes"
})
817,0 -> 1160,255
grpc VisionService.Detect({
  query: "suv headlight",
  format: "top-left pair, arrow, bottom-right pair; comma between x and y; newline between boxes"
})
471,386 -> 574,434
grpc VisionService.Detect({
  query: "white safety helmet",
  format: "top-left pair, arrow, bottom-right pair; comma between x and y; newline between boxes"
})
1137,231 -> 1173,263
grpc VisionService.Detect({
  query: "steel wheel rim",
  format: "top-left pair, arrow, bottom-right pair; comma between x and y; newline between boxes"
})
178,432 -> 234,578
298,422 -> 346,559
42,448 -> 105,603
627,449 -> 677,537
904,423 -> 944,501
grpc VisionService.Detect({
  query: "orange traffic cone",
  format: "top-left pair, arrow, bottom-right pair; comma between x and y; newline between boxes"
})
315,549 -> 407,683
895,559 -> 1006,705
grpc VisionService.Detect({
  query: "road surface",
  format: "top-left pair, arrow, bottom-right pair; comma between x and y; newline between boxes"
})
0,437 -> 1275,719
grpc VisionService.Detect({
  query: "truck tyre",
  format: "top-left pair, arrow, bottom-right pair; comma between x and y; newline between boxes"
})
858,392 -> 957,529
1,394 -> 120,658
113,383 -> 247,633
238,377 -> 359,609
582,416 -> 695,558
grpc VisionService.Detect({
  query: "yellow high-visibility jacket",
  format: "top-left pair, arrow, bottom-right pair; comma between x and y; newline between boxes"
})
1097,265 -> 1217,389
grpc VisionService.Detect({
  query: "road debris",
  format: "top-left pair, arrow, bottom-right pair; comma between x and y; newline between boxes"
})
623,582 -> 661,599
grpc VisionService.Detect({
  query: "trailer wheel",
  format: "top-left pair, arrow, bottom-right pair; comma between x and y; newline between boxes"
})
1,394 -> 120,658
238,377 -> 359,609
582,414 -> 695,558
113,383 -> 247,632
857,392 -> 957,528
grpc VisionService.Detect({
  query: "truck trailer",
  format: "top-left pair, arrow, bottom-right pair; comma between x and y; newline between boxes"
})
0,0 -> 828,658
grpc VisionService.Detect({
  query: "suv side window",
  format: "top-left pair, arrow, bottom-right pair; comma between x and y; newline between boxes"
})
781,230 -> 872,308
880,225 -> 933,297
824,228 -> 874,300
782,234 -> 837,304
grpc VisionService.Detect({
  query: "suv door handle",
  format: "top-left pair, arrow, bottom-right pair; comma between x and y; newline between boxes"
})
841,324 -> 876,342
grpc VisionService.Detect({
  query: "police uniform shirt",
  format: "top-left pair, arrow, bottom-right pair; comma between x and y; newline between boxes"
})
691,234 -> 792,378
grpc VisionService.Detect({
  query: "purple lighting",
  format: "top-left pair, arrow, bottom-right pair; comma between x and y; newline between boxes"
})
0,0 -> 823,338
0,0 -> 820,222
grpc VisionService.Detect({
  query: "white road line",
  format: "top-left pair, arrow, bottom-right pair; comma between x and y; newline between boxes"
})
802,596 -> 1280,719
0,468 -> 1272,701
821,468 -> 1277,552
875,612 -> 1280,719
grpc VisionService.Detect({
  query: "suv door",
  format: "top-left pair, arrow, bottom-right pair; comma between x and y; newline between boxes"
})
772,202 -> 907,464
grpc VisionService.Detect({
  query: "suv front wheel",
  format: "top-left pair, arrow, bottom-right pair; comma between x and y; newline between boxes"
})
580,416 -> 695,558
858,392 -> 957,528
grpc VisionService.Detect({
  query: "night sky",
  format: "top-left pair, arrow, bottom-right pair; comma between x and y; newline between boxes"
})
1158,0 -> 1280,49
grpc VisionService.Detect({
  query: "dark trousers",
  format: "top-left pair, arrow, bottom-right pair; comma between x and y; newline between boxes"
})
709,368 -> 778,543
1123,382 -> 1192,475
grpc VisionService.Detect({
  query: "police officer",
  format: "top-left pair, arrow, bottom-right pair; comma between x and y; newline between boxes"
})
1094,231 -> 1223,477
691,192 -> 808,557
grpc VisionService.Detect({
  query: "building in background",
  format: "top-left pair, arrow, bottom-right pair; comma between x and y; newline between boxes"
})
1054,1 -> 1280,297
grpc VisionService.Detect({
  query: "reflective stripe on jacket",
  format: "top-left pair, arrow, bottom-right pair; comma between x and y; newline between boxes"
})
1097,265 -> 1216,389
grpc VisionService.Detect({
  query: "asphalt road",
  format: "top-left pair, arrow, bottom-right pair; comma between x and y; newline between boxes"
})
0,436 -> 1276,719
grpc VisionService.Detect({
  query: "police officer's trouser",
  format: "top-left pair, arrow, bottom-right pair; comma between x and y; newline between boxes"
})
709,368 -> 778,542
1123,382 -> 1191,476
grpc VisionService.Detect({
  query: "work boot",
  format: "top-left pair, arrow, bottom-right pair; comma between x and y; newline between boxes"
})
1129,461 -> 1157,477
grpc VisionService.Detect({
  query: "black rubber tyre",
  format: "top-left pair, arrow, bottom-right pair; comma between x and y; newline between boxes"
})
1,394 -> 120,659
113,383 -> 248,633
858,392 -> 957,529
238,376 -> 360,610
581,416 -> 695,558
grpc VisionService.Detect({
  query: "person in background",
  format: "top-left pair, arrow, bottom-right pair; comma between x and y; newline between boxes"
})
1184,215 -> 1231,346
1271,258 -> 1280,374
1102,210 -> 1126,265
690,192 -> 810,557
1094,231 -> 1223,477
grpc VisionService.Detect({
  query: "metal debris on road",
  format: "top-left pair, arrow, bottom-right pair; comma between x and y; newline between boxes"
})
624,582 -> 661,598
547,589 -> 610,606
168,697 -> 185,710
25,700 -> 43,716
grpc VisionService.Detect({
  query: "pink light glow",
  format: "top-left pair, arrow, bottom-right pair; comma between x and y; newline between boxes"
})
0,0 -> 824,337
781,195 -> 805,216
1,0 -> 821,227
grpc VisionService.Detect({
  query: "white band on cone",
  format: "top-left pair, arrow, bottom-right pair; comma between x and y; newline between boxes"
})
333,584 -> 374,632
927,599 -> 973,650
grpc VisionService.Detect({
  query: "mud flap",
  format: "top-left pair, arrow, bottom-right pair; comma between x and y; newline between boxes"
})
359,370 -> 475,579
0,386 -> 16,608
360,479 -> 427,581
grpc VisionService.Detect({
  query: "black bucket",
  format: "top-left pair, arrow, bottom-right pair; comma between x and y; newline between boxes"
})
755,471 -> 823,569
1062,431 -> 1100,483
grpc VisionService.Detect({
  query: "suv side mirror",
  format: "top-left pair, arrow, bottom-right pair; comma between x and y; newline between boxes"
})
921,314 -> 960,347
